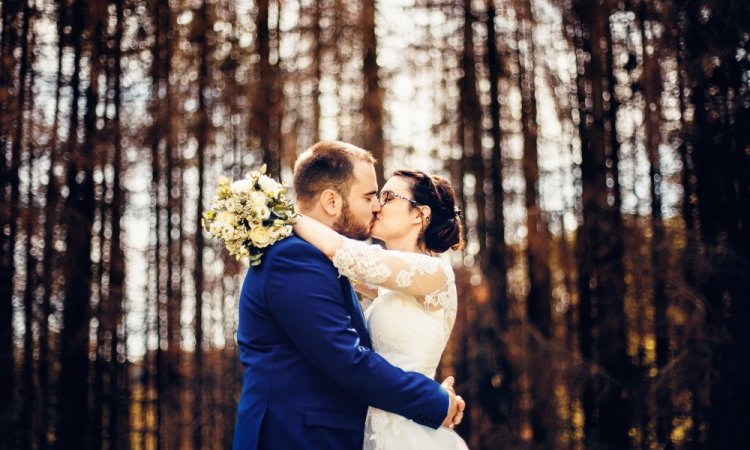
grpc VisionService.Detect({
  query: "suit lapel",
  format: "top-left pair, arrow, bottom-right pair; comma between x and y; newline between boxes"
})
339,277 -> 371,349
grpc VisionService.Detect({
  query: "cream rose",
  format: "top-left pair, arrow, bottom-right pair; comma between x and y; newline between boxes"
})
215,211 -> 237,226
249,227 -> 273,248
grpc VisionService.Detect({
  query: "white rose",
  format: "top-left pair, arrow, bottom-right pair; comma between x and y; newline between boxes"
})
249,227 -> 273,248
255,205 -> 271,220
248,190 -> 268,208
231,179 -> 253,194
258,175 -> 282,198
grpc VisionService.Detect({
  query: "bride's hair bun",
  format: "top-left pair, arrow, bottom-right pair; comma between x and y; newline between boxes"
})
392,169 -> 465,253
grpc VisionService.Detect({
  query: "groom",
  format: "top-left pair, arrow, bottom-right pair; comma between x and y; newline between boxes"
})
233,141 -> 464,449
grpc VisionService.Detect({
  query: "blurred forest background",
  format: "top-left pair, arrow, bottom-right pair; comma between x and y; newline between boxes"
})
0,0 -> 748,449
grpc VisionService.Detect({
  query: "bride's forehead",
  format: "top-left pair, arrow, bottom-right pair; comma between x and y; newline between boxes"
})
382,176 -> 411,193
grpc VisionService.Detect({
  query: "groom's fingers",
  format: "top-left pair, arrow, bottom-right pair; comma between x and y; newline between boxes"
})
440,376 -> 461,428
441,389 -> 460,428
451,395 -> 465,426
441,376 -> 455,392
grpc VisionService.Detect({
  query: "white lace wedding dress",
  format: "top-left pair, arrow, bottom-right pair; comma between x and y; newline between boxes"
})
332,238 -> 470,450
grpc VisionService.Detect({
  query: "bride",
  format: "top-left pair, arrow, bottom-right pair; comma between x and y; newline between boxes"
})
294,169 -> 470,450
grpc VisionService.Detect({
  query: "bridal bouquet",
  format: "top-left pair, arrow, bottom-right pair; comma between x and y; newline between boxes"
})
202,165 -> 296,266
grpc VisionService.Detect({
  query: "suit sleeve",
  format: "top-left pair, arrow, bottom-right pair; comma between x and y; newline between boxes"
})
264,240 -> 449,429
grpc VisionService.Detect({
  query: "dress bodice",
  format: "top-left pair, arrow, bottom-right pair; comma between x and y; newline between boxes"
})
331,238 -> 458,378
365,289 -> 450,377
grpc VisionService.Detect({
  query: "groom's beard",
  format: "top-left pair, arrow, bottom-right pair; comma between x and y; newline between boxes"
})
333,200 -> 372,241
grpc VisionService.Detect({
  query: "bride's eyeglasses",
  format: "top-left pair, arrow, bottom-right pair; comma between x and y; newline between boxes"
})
377,190 -> 421,207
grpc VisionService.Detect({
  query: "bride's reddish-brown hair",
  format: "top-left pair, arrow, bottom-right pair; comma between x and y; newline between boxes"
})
391,169 -> 465,253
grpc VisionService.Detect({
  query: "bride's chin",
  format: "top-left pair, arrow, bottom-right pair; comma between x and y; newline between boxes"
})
369,224 -> 384,241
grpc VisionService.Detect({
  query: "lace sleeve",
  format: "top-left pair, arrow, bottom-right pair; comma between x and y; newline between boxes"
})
331,237 -> 455,310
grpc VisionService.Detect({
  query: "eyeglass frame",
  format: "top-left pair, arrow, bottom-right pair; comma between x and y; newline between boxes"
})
376,190 -> 422,208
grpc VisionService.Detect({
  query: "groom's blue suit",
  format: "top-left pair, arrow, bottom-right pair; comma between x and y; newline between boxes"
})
232,235 -> 449,450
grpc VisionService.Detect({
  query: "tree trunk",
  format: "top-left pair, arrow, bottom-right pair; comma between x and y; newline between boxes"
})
459,0 -> 485,267
109,2 -> 128,448
193,1 -> 211,448
362,0 -> 385,186
570,13 -> 596,445
38,3 -> 68,448
681,2 -> 750,448
311,0 -> 322,143
57,0 -> 101,447
92,30 -> 112,446
149,0 -> 177,446
19,6 -> 37,447
483,0 -> 515,438
0,1 -> 22,443
572,1 -> 632,447
517,1 -> 554,447
149,1 -> 179,446
599,11 -> 633,448
256,0 -> 280,177
637,1 -> 671,447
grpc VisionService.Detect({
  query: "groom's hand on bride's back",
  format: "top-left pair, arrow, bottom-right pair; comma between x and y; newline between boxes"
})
440,376 -> 466,429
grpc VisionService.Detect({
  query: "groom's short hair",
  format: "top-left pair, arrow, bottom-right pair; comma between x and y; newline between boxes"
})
293,141 -> 376,206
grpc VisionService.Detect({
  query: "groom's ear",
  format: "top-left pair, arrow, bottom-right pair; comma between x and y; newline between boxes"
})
319,189 -> 343,217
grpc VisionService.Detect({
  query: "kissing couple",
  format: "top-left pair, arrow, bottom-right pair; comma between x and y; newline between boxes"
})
233,141 -> 470,450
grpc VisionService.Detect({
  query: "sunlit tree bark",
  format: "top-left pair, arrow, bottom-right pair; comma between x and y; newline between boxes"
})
636,1 -> 672,446
482,0 -> 515,444
18,4 -> 36,447
255,0 -> 281,178
193,1 -> 213,448
516,1 -> 554,446
37,3 -> 68,448
362,0 -> 385,186
108,2 -> 129,448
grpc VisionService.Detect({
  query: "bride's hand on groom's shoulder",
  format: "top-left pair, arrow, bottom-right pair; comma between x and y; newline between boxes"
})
440,376 -> 466,429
